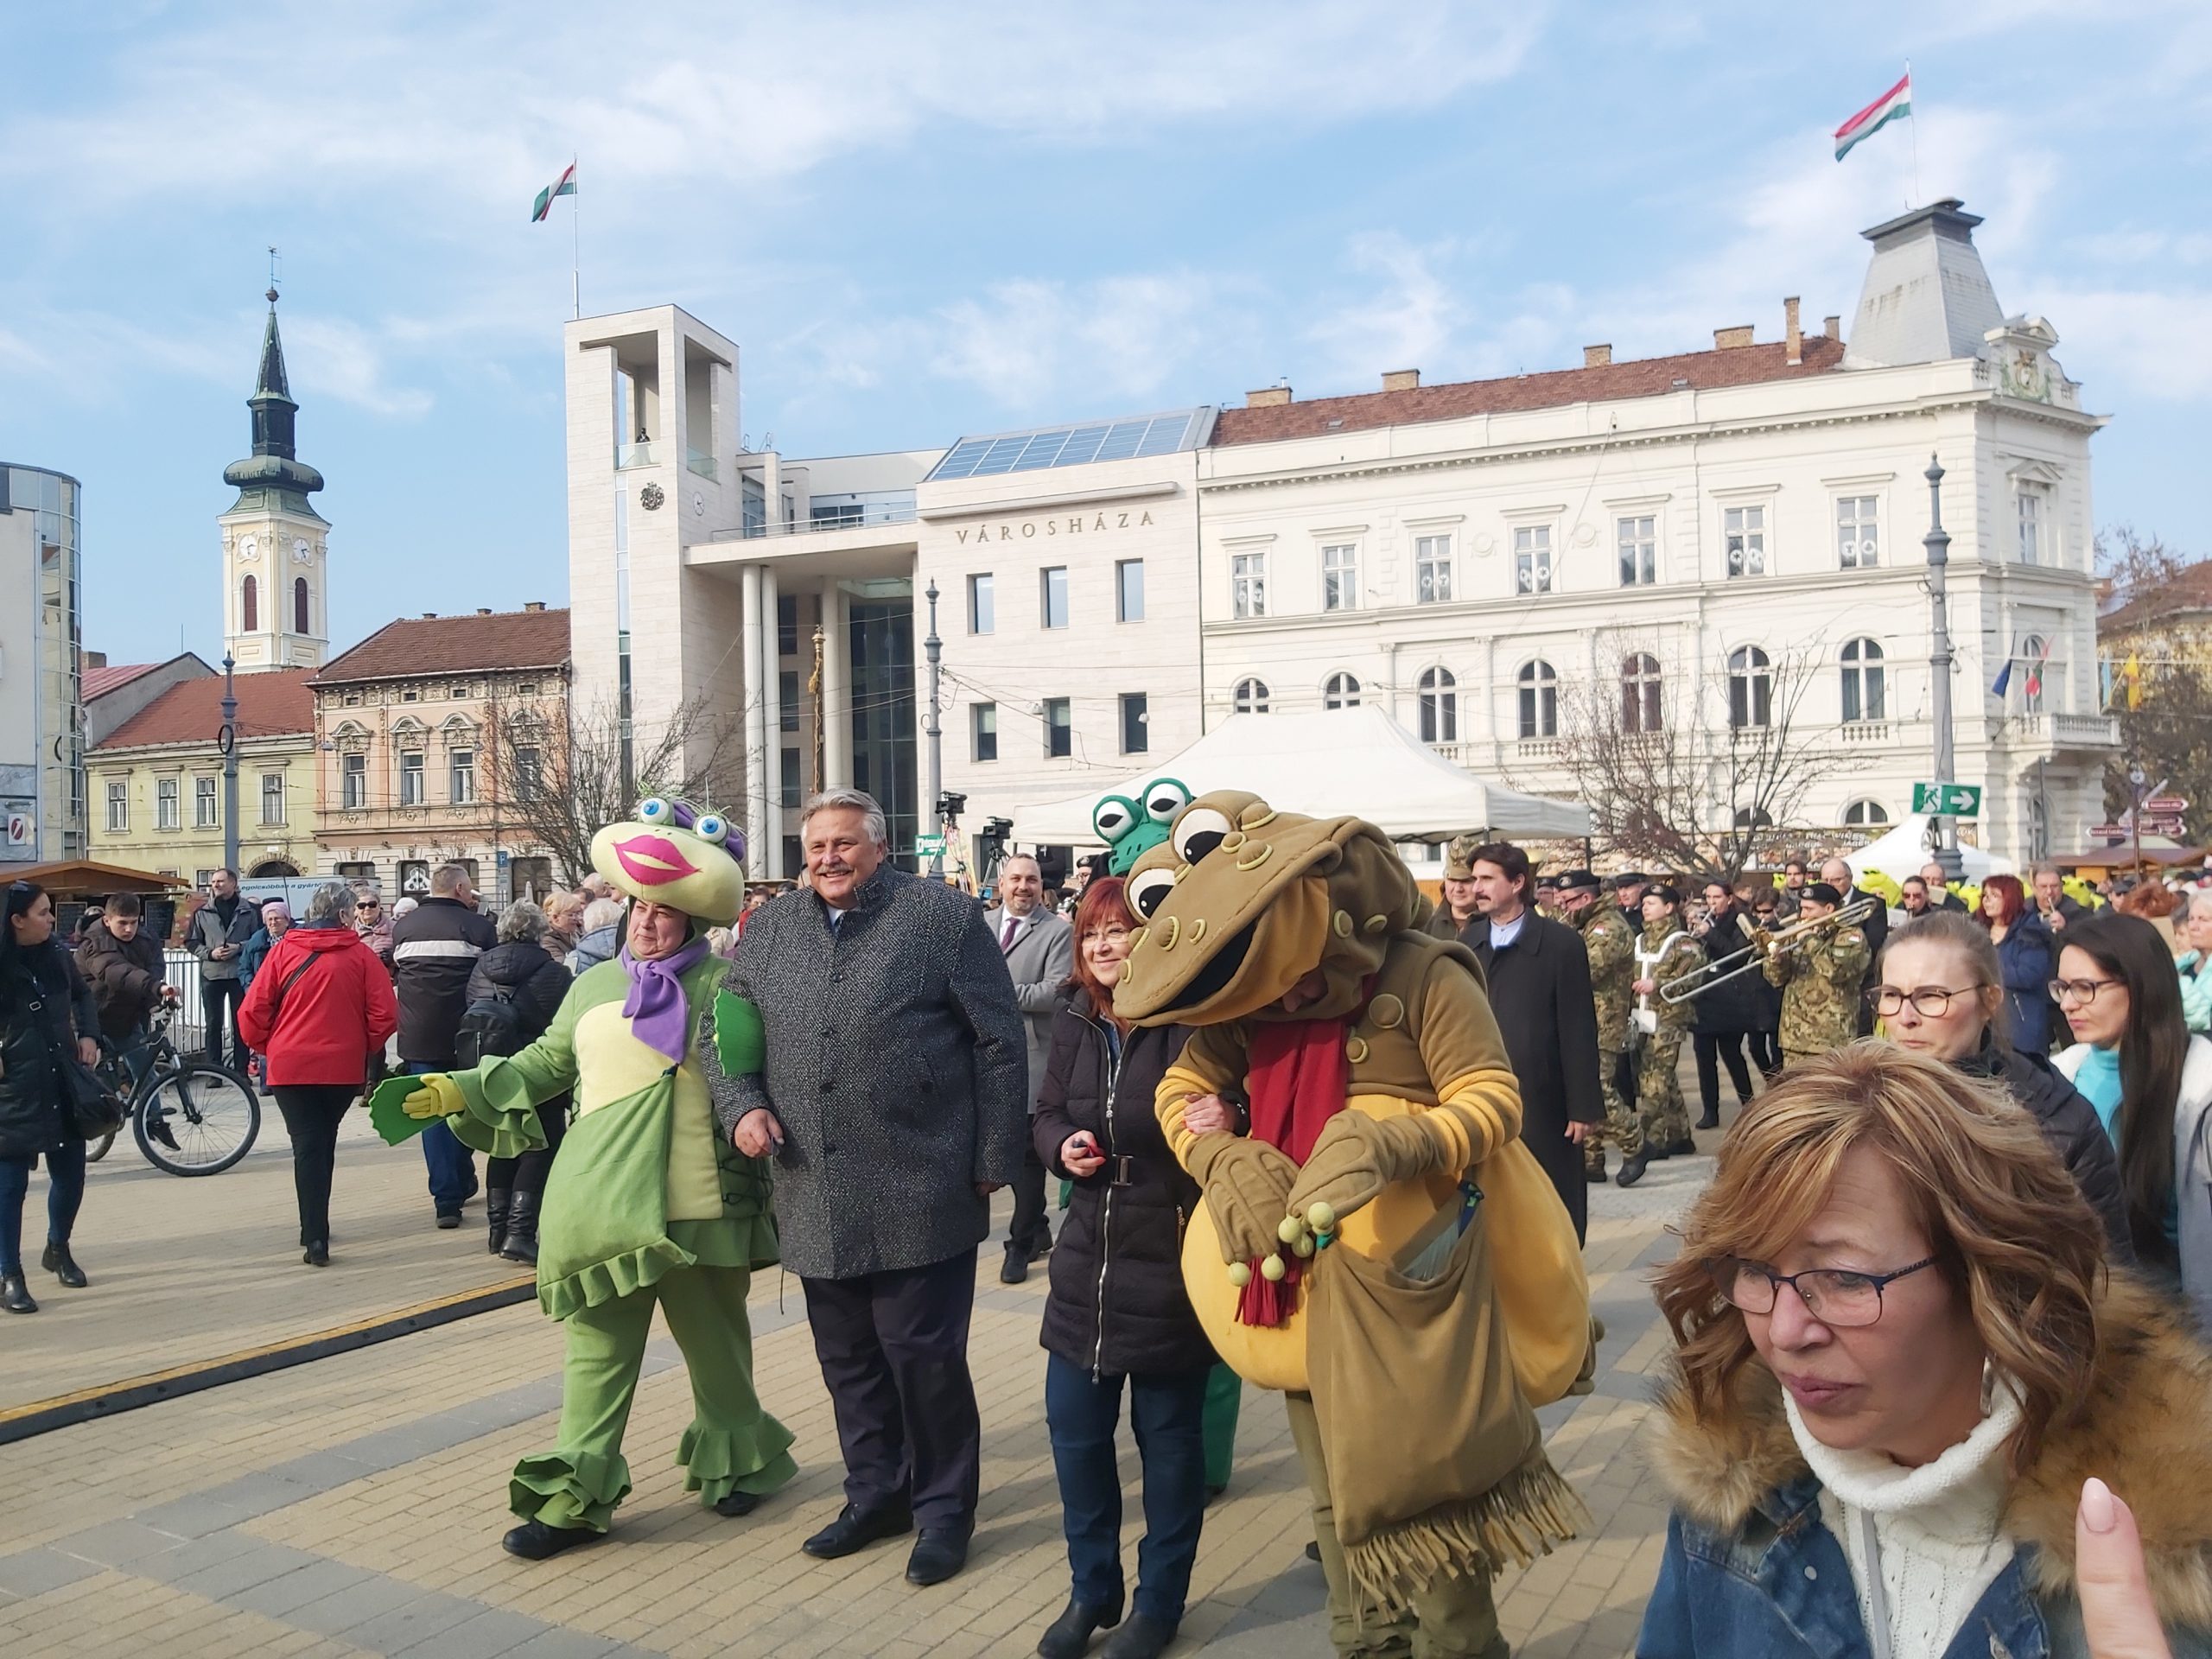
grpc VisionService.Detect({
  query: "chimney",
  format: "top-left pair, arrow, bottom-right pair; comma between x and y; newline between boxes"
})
1714,325 -> 1754,350
1784,296 -> 1802,365
1380,368 -> 1420,392
421,612 -> 437,619
1583,344 -> 1612,367
476,607 -> 492,615
1245,385 -> 1293,408
1824,315 -> 1841,340
524,601 -> 546,613
84,649 -> 107,670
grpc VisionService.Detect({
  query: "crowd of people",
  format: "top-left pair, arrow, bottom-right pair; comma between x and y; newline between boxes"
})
5,797 -> 2212,1658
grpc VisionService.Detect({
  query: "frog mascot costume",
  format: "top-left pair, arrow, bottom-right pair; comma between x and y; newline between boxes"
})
368,798 -> 796,1560
1114,791 -> 1592,1659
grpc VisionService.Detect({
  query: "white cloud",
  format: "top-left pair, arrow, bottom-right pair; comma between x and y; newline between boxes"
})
930,270 -> 1241,410
2034,286 -> 2212,401
282,317 -> 435,420
1305,233 -> 1466,387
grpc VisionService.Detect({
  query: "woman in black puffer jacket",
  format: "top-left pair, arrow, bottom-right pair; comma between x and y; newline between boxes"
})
1030,876 -> 1219,1659
1,881 -> 103,1313
463,899 -> 573,1263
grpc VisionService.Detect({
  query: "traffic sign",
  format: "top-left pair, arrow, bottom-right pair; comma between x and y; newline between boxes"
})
2145,796 -> 2190,815
1911,782 -> 1982,818
914,834 -> 946,856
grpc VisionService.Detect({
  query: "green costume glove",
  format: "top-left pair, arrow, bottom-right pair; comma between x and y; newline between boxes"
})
366,1072 -> 463,1146
1185,1135 -> 1300,1267
713,990 -> 766,1077
1282,1111 -> 1445,1226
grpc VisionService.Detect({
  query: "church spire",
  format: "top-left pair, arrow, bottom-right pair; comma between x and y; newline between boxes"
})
253,286 -> 293,406
224,283 -> 323,506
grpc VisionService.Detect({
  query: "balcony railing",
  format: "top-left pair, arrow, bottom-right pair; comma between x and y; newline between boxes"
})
616,441 -> 660,469
706,503 -> 920,543
1840,720 -> 1891,743
685,448 -> 718,481
1994,712 -> 2121,749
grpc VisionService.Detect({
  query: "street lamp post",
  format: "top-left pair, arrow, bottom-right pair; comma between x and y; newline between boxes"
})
220,652 -> 240,875
1923,455 -> 1963,882
923,580 -> 944,879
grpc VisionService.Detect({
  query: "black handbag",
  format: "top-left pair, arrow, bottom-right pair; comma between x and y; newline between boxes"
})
60,1052 -> 126,1139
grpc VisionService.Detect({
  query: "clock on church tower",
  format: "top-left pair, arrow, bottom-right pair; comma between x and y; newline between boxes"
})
219,285 -> 330,672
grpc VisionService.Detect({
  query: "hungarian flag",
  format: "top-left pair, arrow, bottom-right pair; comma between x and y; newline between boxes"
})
531,162 -> 576,223
1835,73 -> 1911,161
2024,637 -> 2051,700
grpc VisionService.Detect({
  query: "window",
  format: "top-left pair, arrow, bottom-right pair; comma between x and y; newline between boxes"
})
1728,645 -> 1773,728
967,573 -> 995,634
448,684 -> 468,701
260,772 -> 286,824
399,751 -> 425,804
1041,566 -> 1069,630
105,779 -> 127,832
1116,559 -> 1145,623
1120,693 -> 1149,754
1618,516 -> 1656,586
156,778 -> 180,830
518,681 -> 538,696
1324,672 -> 1361,710
449,750 -> 476,804
1418,667 -> 1458,743
343,692 -> 362,707
1322,543 -> 1359,612
194,776 -> 217,828
1231,550 -> 1267,619
1724,505 -> 1768,578
240,574 -> 257,632
1622,653 -> 1662,733
778,593 -> 798,657
2018,490 -> 2043,564
512,746 -> 541,799
1233,677 -> 1269,715
1837,496 -> 1878,569
1044,697 -> 1071,758
972,702 -> 998,762
1517,661 -> 1559,739
1840,638 -> 1886,722
1514,526 -> 1553,594
1414,535 -> 1452,603
2019,633 -> 2049,715
780,747 -> 801,810
779,670 -> 798,733
401,688 -> 418,702
1843,799 -> 1890,827
294,577 -> 310,634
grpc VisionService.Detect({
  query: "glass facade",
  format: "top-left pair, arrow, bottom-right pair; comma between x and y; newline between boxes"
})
847,590 -> 918,865
3,465 -> 86,861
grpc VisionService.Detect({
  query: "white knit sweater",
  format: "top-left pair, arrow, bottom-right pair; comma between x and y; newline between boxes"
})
1784,1380 -> 2022,1659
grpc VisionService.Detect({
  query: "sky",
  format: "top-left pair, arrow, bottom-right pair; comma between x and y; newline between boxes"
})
5,1 -> 2209,666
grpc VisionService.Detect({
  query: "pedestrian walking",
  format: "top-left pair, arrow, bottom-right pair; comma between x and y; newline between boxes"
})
238,884 -> 397,1266
1688,880 -> 1761,1131
186,868 -> 258,1068
985,852 -> 1071,1284
1980,874 -> 2059,1052
390,863 -> 497,1228
0,881 -> 104,1313
714,788 -> 1028,1588
461,899 -> 573,1263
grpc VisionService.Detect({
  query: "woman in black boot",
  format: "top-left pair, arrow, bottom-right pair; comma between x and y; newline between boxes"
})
462,900 -> 572,1262
0,881 -> 102,1313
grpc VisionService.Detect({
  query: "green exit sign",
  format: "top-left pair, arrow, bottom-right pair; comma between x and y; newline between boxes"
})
1911,782 -> 1982,817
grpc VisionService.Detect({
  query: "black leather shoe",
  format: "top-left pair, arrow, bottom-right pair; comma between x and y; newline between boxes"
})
499,1192 -> 539,1265
303,1242 -> 330,1268
486,1192 -> 512,1255
802,1501 -> 912,1560
1585,1162 -> 1608,1185
1616,1153 -> 1650,1188
715,1487 -> 768,1517
1028,1226 -> 1052,1262
1304,1539 -> 1320,1562
905,1523 -> 971,1586
501,1518 -> 602,1560
435,1207 -> 461,1230
1666,1135 -> 1700,1158
41,1242 -> 87,1287
1695,1112 -> 1720,1131
1,1271 -> 35,1313
1099,1612 -> 1175,1659
1039,1594 -> 1122,1658
1000,1243 -> 1028,1285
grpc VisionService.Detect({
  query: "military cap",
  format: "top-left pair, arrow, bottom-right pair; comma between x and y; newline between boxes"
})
1555,869 -> 1601,893
1806,881 -> 1845,906
1442,834 -> 1483,880
1535,873 -> 1561,891
1610,870 -> 1649,892
1645,883 -> 1681,906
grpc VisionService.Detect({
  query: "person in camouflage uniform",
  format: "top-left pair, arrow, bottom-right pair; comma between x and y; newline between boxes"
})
1618,887 -> 1702,1186
1557,869 -> 1636,1179
1762,882 -> 1872,1063
1422,834 -> 1485,942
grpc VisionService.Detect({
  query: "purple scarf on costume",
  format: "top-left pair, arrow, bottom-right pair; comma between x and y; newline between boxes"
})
617,937 -> 711,1063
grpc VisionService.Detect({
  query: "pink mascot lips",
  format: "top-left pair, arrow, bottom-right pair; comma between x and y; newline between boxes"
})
611,833 -> 698,887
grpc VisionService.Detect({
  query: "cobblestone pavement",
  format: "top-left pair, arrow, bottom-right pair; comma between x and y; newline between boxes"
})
0,1078 -> 1731,1657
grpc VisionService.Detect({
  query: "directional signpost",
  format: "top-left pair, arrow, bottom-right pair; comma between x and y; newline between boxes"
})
914,834 -> 946,859
1911,782 -> 1983,819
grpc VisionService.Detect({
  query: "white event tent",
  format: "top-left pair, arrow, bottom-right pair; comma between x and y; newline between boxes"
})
1846,814 -> 2016,885
1009,707 -> 1590,848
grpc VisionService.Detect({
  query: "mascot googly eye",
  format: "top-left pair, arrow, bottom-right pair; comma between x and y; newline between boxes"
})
1143,779 -> 1192,824
1093,795 -> 1140,844
637,797 -> 673,825
1172,806 -> 1236,867
1128,867 -> 1177,918
695,810 -> 728,842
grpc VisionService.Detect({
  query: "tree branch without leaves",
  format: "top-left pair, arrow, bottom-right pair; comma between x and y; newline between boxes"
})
2097,526 -> 2212,838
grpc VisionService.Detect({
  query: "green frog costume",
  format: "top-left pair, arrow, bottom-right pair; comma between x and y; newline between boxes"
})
369,798 -> 795,1559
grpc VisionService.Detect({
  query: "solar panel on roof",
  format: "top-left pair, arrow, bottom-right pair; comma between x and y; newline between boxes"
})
925,409 -> 1209,481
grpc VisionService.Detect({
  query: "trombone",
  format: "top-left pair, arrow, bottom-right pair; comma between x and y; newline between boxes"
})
1657,897 -> 1880,1005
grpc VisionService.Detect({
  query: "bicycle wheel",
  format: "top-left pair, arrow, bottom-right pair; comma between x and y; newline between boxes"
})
135,1064 -> 261,1175
86,1128 -> 117,1163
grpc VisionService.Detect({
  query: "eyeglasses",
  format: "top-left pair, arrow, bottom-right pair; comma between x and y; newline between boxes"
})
1871,984 -> 1976,1018
1707,1255 -> 1937,1326
2049,976 -> 2123,1006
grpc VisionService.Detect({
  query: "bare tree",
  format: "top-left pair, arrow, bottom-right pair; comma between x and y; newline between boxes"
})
492,693 -> 747,887
1550,640 -> 1844,880
2095,526 -> 2212,837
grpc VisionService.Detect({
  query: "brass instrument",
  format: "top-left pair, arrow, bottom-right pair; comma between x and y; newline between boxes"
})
1658,896 -> 1879,1005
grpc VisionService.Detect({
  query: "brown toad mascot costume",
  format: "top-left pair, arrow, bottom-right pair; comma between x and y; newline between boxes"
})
1114,791 -> 1591,1658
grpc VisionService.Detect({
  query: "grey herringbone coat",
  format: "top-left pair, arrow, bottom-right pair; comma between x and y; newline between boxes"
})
708,865 -> 1029,1279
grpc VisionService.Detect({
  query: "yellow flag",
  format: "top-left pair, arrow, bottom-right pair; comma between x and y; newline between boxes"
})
2125,650 -> 2144,710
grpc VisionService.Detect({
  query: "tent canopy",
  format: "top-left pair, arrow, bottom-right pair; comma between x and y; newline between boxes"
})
1845,815 -> 2016,885
6,859 -> 188,900
1010,708 -> 1589,847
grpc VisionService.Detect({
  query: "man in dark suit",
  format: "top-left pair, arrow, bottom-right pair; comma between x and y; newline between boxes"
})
1459,842 -> 1604,1244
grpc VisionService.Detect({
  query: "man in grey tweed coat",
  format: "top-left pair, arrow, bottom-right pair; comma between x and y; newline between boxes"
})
710,789 -> 1027,1587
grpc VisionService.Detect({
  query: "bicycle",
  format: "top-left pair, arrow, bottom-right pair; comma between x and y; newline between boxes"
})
85,1006 -> 262,1175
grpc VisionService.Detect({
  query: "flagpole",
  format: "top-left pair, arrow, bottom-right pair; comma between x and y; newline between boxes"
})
570,158 -> 581,321
1905,60 -> 1922,207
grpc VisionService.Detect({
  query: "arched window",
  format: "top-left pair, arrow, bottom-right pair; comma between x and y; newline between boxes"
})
240,574 -> 257,632
1621,653 -> 1662,734
1517,660 -> 1558,740
1733,807 -> 1775,830
1418,666 -> 1458,743
1843,799 -> 1890,827
294,577 -> 310,636
1840,638 -> 1885,723
1727,645 -> 1771,729
1324,672 -> 1361,710
1232,677 -> 1269,715
2019,633 -> 2048,715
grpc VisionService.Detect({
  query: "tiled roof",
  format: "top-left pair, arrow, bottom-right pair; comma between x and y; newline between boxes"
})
1210,336 -> 1849,446
81,661 -> 162,699
2101,561 -> 2212,634
92,670 -> 315,752
312,607 -> 569,686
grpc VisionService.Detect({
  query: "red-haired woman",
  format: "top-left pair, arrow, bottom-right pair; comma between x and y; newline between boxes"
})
1979,873 -> 2058,1052
1030,876 -> 1224,1659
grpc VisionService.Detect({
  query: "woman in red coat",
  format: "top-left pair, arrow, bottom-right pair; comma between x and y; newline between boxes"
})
239,883 -> 397,1266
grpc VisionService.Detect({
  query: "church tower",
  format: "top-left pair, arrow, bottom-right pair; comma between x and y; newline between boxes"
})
220,287 -> 329,671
